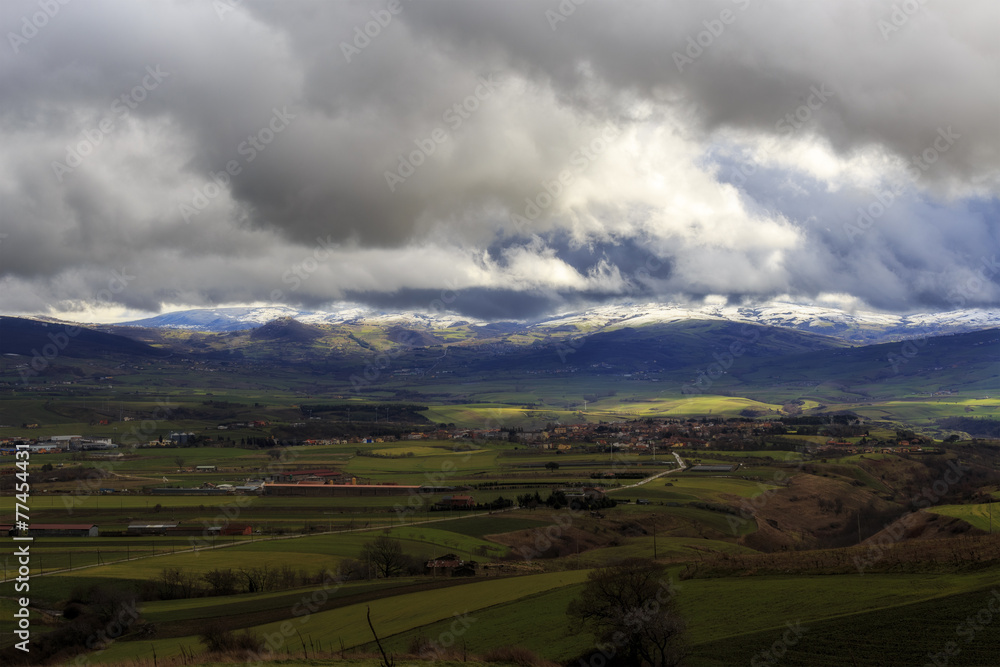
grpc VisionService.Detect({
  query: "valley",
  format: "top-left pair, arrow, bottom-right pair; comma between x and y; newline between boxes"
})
0,310 -> 998,665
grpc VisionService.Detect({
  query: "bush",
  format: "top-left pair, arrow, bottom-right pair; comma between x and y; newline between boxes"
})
481,645 -> 549,666
199,621 -> 263,653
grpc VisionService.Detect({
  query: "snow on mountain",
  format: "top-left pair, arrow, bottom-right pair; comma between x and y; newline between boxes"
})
115,301 -> 1000,343
121,306 -> 307,331
118,304 -> 487,331
542,302 -> 1000,342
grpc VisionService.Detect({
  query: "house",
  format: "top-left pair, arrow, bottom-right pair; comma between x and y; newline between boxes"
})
434,495 -> 475,510
425,553 -> 470,576
219,523 -> 252,536
127,523 -> 179,536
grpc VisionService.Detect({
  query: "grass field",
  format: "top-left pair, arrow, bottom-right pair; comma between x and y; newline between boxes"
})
689,579 -> 1000,666
3,360 -> 999,667
92,570 -> 593,664
629,477 -> 779,504
677,569 -> 1000,646
928,503 -> 1000,533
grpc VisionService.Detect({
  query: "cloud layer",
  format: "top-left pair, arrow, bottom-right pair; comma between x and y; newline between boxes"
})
1,0 -> 998,321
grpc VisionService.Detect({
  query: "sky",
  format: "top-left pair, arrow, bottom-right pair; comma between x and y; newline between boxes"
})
1,0 -> 998,322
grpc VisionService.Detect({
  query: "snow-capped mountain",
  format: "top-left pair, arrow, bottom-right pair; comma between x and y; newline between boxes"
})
114,302 -> 1000,343
120,306 -> 311,331
118,304 -> 488,331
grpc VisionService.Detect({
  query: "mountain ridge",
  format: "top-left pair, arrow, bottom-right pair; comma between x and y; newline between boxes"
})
108,301 -> 1000,344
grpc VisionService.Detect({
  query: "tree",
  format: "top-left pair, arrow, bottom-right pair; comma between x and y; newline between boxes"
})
174,456 -> 185,468
545,461 -> 560,471
203,568 -> 239,596
360,535 -> 406,578
567,559 -> 686,666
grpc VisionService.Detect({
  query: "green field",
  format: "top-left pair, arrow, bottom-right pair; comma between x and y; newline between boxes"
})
3,352 -> 999,667
928,503 -> 1000,533
92,570 -> 592,664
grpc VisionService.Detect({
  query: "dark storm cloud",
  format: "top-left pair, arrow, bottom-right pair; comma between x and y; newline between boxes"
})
342,287 -> 569,321
0,0 -> 997,319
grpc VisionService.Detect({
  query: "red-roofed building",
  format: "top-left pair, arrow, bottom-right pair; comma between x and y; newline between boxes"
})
434,495 -> 475,510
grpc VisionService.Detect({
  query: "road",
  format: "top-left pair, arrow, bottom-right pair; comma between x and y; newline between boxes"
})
608,452 -> 686,491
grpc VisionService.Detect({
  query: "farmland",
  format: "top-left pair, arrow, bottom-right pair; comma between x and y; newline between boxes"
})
1,425 -> 999,667
1,321 -> 999,665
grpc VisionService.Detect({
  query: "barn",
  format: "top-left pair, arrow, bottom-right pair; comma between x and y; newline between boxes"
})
22,524 -> 99,537
434,495 -> 475,510
127,523 -> 179,536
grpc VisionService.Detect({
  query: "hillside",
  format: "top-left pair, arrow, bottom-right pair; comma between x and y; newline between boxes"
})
114,302 -> 1000,344
0,316 -> 163,359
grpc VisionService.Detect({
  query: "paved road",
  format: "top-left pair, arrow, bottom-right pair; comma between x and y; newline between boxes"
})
608,452 -> 686,491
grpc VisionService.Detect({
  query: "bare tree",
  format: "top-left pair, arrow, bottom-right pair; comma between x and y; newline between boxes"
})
203,568 -> 239,596
360,535 -> 405,578
567,558 -> 686,666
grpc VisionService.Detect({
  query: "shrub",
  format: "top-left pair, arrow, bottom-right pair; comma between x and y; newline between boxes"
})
481,645 -> 549,666
199,621 -> 263,653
